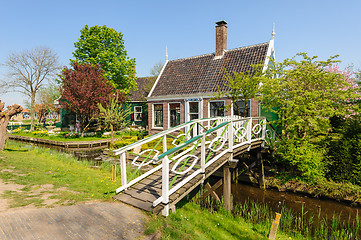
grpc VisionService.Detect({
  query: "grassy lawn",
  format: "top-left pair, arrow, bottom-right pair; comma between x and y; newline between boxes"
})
10,131 -> 113,142
146,201 -> 302,240
0,141 -> 119,208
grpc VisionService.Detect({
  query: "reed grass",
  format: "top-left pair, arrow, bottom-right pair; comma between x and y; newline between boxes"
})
228,198 -> 361,240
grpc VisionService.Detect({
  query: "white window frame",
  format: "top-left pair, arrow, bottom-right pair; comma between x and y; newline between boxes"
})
152,103 -> 164,129
134,106 -> 142,122
168,102 -> 181,128
208,100 -> 225,118
188,101 -> 200,121
232,99 -> 252,117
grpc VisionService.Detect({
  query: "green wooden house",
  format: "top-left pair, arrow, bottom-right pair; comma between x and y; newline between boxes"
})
125,76 -> 156,129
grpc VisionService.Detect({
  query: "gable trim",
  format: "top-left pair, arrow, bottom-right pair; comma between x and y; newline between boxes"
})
148,60 -> 169,98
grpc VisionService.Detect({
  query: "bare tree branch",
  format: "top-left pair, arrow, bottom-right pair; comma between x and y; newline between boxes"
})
1,46 -> 60,130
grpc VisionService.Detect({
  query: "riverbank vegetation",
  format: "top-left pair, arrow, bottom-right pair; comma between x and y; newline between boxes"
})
146,197 -> 360,240
9,127 -> 145,144
146,200 -> 302,240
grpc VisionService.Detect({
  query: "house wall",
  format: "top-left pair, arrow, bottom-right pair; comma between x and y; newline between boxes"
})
124,102 -> 148,129
148,99 -> 186,135
148,97 -> 261,135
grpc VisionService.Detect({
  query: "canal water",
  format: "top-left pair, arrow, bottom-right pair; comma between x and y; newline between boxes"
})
229,182 -> 360,223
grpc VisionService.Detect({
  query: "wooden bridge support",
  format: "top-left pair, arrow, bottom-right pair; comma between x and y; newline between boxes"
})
258,151 -> 265,190
223,166 -> 232,211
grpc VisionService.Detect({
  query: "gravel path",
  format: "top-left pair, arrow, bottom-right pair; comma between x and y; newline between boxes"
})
0,179 -> 153,240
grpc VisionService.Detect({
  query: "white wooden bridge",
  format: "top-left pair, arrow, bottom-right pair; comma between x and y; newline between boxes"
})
113,116 -> 275,216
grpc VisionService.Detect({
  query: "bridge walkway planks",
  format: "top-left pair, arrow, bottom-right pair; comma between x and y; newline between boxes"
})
113,140 -> 263,214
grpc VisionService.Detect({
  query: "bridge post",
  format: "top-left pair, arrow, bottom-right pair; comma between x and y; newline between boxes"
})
228,120 -> 233,152
163,135 -> 167,152
223,165 -> 232,211
120,152 -> 127,188
258,151 -> 265,190
261,117 -> 266,140
193,122 -> 197,137
247,118 -> 252,143
162,155 -> 170,216
201,135 -> 205,173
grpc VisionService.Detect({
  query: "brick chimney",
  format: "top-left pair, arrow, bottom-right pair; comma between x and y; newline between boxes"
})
215,20 -> 227,56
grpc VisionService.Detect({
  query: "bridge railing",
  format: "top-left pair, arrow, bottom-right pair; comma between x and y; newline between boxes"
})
114,117 -> 230,193
113,116 -> 274,215
151,117 -> 268,215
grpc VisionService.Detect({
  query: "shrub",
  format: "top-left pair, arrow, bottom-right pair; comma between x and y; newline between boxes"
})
276,139 -> 326,183
32,130 -> 49,137
326,117 -> 361,185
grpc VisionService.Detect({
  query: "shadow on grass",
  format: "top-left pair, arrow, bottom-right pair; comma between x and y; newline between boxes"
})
4,148 -> 28,152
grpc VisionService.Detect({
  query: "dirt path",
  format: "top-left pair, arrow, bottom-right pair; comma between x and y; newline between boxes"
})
0,179 -> 154,240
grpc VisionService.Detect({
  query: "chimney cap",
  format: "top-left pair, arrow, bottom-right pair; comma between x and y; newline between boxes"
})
216,20 -> 228,26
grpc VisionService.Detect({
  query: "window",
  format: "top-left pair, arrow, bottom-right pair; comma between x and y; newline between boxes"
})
233,100 -> 251,117
134,106 -> 142,121
209,101 -> 225,117
169,103 -> 181,127
153,104 -> 163,128
189,102 -> 199,120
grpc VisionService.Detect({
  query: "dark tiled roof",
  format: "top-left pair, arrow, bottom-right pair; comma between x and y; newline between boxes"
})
129,77 -> 156,101
150,42 -> 269,97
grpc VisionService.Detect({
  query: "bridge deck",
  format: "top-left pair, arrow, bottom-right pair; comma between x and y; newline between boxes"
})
113,140 -> 263,214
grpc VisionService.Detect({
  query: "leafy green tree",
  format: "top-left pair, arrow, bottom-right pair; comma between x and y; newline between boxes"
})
261,53 -> 358,182
98,95 -> 132,146
214,67 -> 264,117
262,53 -> 357,140
72,25 -> 136,93
326,116 -> 361,185
37,83 -> 61,123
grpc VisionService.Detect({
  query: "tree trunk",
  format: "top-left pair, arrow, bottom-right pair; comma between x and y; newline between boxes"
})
110,124 -> 114,147
30,93 -> 36,131
0,117 -> 9,151
0,102 -> 23,150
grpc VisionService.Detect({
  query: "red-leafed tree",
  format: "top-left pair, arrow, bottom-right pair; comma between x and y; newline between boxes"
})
60,62 -> 116,135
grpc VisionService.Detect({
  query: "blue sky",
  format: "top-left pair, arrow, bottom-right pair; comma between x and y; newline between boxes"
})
1,0 -> 360,106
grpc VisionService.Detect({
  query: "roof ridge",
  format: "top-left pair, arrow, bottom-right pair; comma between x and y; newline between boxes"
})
169,42 -> 269,62
226,42 -> 269,52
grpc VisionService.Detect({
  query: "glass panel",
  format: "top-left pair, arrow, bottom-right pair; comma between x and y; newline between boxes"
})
170,103 -> 181,127
189,114 -> 199,120
189,102 -> 199,113
210,101 -> 225,117
154,104 -> 163,127
233,100 -> 251,117
134,106 -> 142,113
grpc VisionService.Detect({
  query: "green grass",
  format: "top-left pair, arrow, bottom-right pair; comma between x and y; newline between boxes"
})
145,201 -> 301,240
0,141 -> 121,207
10,131 -> 113,142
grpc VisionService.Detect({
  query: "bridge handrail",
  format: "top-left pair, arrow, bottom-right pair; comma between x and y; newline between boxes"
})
155,121 -> 230,162
152,117 -> 268,214
113,116 -> 227,155
115,116 -> 275,216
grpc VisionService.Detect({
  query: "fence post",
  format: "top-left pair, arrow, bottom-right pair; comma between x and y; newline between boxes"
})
201,135 -> 205,173
162,155 -> 170,216
163,135 -> 167,153
193,122 -> 197,137
228,121 -> 233,152
120,152 -> 127,189
268,212 -> 281,239
246,118 -> 252,143
262,118 -> 266,140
